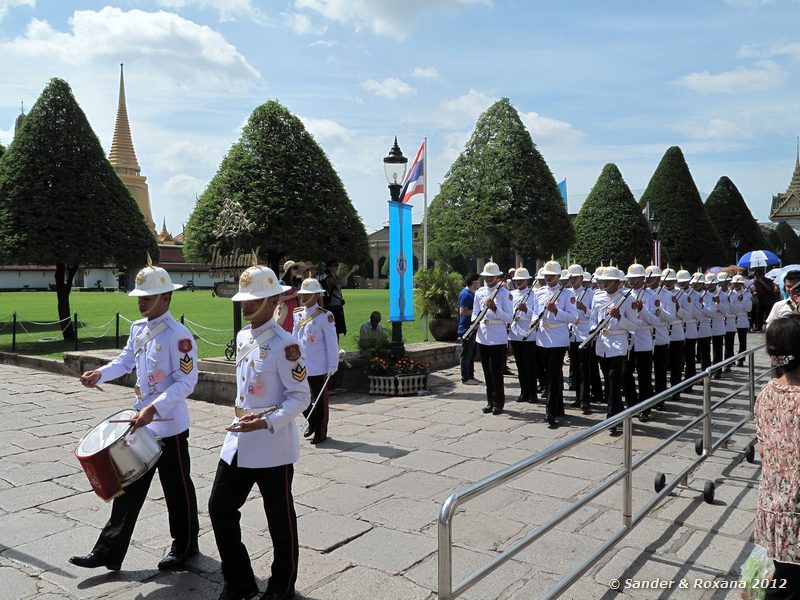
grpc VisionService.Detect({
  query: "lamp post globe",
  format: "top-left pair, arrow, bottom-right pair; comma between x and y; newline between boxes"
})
384,138 -> 408,357
649,211 -> 662,267
730,233 -> 740,263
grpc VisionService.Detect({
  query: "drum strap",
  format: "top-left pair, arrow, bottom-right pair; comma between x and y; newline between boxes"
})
296,308 -> 323,330
134,321 -> 168,356
237,327 -> 278,367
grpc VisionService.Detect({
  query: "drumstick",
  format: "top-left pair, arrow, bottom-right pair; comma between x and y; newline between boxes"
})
59,364 -> 104,392
108,418 -> 174,423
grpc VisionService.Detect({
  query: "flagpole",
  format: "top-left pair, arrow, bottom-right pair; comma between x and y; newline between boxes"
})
422,137 -> 429,342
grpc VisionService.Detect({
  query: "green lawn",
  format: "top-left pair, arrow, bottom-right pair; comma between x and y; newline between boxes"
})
0,289 -> 427,359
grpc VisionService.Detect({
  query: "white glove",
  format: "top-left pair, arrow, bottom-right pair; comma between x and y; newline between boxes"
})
327,367 -> 338,378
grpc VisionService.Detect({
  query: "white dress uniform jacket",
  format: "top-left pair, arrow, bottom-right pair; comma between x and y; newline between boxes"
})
591,290 -> 639,358
698,293 -> 716,338
98,312 -> 198,439
734,290 -> 753,329
508,287 -> 538,342
709,292 -> 727,336
292,305 -> 338,376
667,289 -> 688,342
572,287 -> 594,343
536,285 -> 578,348
629,287 -> 658,352
678,288 -> 697,340
645,287 -> 674,347
721,291 -> 737,333
472,283 -> 514,345
220,320 -> 311,469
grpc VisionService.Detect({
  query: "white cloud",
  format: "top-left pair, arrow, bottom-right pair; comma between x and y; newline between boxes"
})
300,116 -> 348,141
361,77 -> 416,99
0,7 -> 261,89
672,60 -> 786,94
282,11 -> 327,35
158,174 -> 208,228
411,66 -> 439,79
309,39 -> 337,47
153,0 -> 264,23
293,0 -> 490,40
740,41 -> 800,62
0,0 -> 34,22
152,140 -> 227,173
439,89 -> 494,124
519,111 -> 585,145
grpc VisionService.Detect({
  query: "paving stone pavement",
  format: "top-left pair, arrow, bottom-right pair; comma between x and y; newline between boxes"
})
0,338 -> 770,599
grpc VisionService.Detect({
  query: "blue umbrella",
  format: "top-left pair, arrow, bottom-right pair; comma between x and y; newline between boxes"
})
737,250 -> 781,269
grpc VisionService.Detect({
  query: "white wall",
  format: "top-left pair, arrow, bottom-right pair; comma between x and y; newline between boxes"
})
0,270 -> 55,290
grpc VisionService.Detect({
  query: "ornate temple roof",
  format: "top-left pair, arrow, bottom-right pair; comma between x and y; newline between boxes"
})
108,64 -> 141,174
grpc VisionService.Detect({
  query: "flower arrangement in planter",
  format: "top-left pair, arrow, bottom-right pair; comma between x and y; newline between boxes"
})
366,354 -> 429,395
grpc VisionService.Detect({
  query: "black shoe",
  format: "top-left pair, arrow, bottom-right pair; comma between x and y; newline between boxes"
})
482,404 -> 493,414
217,584 -> 260,600
638,413 -> 650,423
158,541 -> 199,570
528,398 -> 537,404
492,407 -> 504,415
656,403 -> 665,411
303,428 -> 314,438
515,395 -> 528,403
260,590 -> 295,600
69,552 -> 121,571
581,405 -> 592,415
503,368 -> 514,376
609,426 -> 618,435
547,417 -> 558,429
737,360 -> 744,367
310,435 -> 326,444
570,400 -> 580,408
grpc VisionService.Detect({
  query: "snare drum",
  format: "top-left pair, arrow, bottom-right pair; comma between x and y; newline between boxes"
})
75,409 -> 163,501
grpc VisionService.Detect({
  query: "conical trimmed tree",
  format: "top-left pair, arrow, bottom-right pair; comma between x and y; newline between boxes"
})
639,146 -> 725,268
704,176 -> 768,264
0,78 -> 157,339
428,98 -> 573,265
571,163 -> 652,269
184,100 -> 368,269
774,221 -> 800,264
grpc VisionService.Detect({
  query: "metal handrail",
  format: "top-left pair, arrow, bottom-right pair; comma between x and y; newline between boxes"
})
438,344 -> 768,599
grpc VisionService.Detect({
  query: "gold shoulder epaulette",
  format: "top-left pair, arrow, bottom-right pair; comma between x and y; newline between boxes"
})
293,307 -> 303,313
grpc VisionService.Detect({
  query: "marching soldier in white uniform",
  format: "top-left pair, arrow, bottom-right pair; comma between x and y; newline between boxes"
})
705,273 -> 727,377
293,278 -> 338,444
508,267 -> 539,404
208,264 -> 310,600
732,275 -> 753,363
663,269 -> 689,401
73,263 -> 200,572
472,261 -> 514,415
695,273 -> 714,372
677,269 -> 699,384
568,265 -> 592,414
623,263 -> 658,422
645,265 -> 674,411
533,260 -> 578,428
717,273 -> 737,371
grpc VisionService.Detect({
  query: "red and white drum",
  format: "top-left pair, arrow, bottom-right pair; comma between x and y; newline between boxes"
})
75,409 -> 162,501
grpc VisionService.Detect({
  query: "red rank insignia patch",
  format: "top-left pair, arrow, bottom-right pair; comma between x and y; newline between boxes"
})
285,344 -> 301,361
328,314 -> 335,323
570,296 -> 576,304
178,339 -> 193,353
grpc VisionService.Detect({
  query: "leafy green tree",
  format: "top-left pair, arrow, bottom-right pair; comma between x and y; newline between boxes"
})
184,100 -> 368,269
0,142 -> 4,160
571,163 -> 652,269
763,226 -> 782,254
428,98 -> 573,265
0,78 -> 157,339
774,221 -> 800,264
639,146 -> 725,269
704,176 -> 768,264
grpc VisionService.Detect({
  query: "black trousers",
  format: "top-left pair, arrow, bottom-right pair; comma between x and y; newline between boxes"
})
572,342 -> 592,408
684,337 -> 697,380
510,340 -> 537,401
600,355 -> 625,419
653,343 -> 669,399
724,330 -> 736,362
737,327 -> 748,356
303,374 -> 329,440
542,346 -> 567,419
711,334 -> 724,367
624,350 -> 653,416
92,430 -> 199,563
209,456 -> 298,597
459,335 -> 478,382
766,560 -> 800,600
668,340 -> 685,394
534,343 -> 547,390
567,342 -> 578,387
479,343 -> 505,409
590,348 -> 604,402
697,336 -> 712,371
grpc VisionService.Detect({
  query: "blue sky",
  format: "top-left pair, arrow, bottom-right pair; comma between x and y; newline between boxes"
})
1,0 -> 799,238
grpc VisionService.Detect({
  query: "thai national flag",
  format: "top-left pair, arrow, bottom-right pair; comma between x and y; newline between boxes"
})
400,141 -> 425,204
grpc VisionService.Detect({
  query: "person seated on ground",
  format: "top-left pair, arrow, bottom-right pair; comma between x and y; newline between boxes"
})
358,311 -> 389,357
754,314 -> 800,598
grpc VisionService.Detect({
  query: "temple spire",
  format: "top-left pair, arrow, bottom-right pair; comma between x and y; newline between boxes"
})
108,63 -> 141,173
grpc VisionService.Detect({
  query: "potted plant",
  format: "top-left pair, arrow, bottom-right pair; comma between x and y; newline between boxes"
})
414,267 -> 463,341
366,354 -> 428,395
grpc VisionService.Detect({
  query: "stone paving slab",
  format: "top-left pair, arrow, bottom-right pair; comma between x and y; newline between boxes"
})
0,337 -> 771,599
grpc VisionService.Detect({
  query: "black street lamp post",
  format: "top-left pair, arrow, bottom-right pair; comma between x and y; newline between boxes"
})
384,137 -> 408,357
649,211 -> 662,267
730,233 -> 740,264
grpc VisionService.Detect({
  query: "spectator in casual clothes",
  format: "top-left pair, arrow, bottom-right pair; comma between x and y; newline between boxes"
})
766,270 -> 800,328
322,260 -> 358,338
458,274 -> 481,385
277,260 -> 303,334
752,269 -> 780,332
358,311 -> 389,358
754,314 -> 800,598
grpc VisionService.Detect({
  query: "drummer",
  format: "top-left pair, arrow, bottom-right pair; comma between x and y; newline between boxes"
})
71,262 -> 200,572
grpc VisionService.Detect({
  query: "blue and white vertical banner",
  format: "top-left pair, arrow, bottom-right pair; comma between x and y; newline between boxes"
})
389,200 -> 415,322
557,178 -> 567,209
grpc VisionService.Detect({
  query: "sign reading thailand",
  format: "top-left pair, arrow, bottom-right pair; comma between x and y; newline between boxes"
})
208,244 -> 260,280
388,201 -> 414,322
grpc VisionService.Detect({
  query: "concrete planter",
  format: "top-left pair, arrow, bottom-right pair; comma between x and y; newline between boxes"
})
368,374 -> 428,396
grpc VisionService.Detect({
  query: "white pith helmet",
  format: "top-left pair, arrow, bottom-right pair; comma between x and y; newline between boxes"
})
626,262 -> 646,278
129,255 -> 183,297
512,267 -> 532,280
732,274 -> 745,284
480,261 -> 502,277
231,265 -> 291,301
541,260 -> 562,276
645,265 -> 662,278
560,269 -> 570,280
716,272 -> 730,283
536,267 -> 545,280
582,272 -> 592,281
296,278 -> 326,295
676,269 -> 692,283
662,268 -> 678,281
568,264 -> 584,277
691,272 -> 705,285
704,273 -> 718,285
599,266 -> 623,281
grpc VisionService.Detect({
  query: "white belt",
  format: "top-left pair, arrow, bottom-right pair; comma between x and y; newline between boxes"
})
542,323 -> 567,329
602,330 -> 628,337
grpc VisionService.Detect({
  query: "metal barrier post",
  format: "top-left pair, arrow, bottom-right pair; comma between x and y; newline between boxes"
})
115,312 -> 120,349
73,312 -> 78,351
12,312 -> 17,352
438,501 -> 454,600
748,352 -> 756,415
623,415 -> 633,528
702,375 -> 712,455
